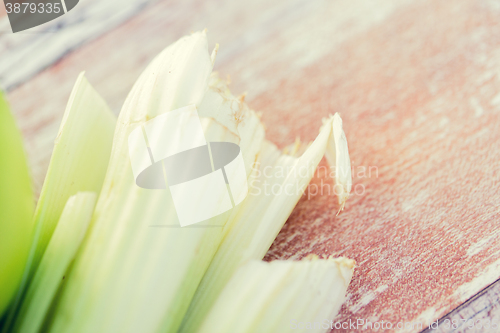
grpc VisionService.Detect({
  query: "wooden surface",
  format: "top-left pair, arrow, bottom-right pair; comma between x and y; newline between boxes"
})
2,0 -> 500,332
423,278 -> 500,333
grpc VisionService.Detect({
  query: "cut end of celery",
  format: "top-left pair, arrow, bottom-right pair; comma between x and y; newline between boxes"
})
197,258 -> 355,333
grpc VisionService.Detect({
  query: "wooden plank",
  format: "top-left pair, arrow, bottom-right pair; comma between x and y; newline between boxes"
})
4,0 -> 500,332
422,279 -> 500,332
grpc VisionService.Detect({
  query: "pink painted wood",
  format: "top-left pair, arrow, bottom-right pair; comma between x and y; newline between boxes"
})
4,0 -> 500,331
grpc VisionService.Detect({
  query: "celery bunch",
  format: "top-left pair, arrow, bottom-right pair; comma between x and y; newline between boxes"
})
0,31 -> 354,333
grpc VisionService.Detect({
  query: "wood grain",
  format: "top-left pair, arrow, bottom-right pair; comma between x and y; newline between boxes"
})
422,278 -> 500,333
2,0 -> 500,332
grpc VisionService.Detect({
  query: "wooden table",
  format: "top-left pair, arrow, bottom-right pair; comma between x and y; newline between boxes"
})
2,0 -> 500,332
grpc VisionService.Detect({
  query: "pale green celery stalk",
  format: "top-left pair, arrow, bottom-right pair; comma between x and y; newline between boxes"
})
47,31 -> 235,333
1,73 -> 116,332
180,114 -> 351,333
12,192 -> 97,333
0,93 -> 34,318
197,257 -> 355,333
31,72 -> 116,267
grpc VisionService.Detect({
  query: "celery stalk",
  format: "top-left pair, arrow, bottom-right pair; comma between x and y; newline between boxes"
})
31,72 -> 116,267
47,31 -> 224,333
11,192 -> 97,333
0,92 -> 34,318
1,73 -> 116,332
197,257 -> 355,333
